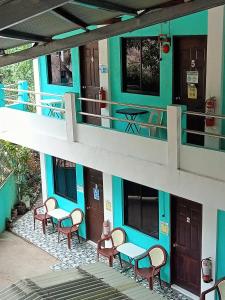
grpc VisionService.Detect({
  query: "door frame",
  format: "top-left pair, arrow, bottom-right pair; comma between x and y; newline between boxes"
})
84,167 -> 104,242
170,195 -> 203,296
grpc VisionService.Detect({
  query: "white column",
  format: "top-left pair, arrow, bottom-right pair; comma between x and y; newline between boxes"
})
205,6 -> 225,149
201,205 -> 217,299
64,92 -> 76,142
39,152 -> 48,202
167,105 -> 182,170
33,58 -> 42,115
98,38 -> 111,128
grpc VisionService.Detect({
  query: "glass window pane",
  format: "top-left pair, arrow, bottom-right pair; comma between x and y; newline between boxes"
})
47,50 -> 73,86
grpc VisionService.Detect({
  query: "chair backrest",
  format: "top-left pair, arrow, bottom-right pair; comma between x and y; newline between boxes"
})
71,208 -> 83,226
111,227 -> 126,247
218,279 -> 225,299
45,197 -> 57,212
149,245 -> 166,267
148,110 -> 164,136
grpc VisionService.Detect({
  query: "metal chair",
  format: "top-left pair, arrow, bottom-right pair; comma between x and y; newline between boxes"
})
97,227 -> 126,267
134,245 -> 167,290
33,197 -> 57,234
201,277 -> 225,299
139,110 -> 164,137
57,208 -> 84,249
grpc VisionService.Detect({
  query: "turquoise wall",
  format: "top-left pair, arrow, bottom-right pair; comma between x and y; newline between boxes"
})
216,210 -> 225,281
112,176 -> 171,283
44,155 -> 86,238
0,173 -> 17,232
109,11 -> 208,136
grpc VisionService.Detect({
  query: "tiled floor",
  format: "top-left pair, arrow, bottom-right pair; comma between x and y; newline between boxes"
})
11,210 -> 192,300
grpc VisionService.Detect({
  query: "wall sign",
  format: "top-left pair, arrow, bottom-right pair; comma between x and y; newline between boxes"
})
160,221 -> 169,235
187,71 -> 199,84
105,200 -> 112,212
99,64 -> 108,74
77,185 -> 84,193
93,184 -> 100,201
188,84 -> 198,100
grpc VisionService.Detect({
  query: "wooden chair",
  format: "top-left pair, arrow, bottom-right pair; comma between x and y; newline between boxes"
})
33,197 -> 57,234
97,227 -> 126,267
201,277 -> 225,300
58,208 -> 84,249
134,245 -> 167,290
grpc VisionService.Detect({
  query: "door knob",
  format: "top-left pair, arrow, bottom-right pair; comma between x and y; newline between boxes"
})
86,206 -> 91,210
82,86 -> 87,89
173,243 -> 178,248
175,96 -> 181,101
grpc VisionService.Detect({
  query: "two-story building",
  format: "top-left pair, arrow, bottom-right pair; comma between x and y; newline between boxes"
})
1,1 -> 225,299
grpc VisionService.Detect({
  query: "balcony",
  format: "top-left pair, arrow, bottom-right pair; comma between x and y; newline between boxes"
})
1,84 -> 225,210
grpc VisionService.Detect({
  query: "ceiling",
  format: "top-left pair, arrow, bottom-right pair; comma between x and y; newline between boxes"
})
0,0 -> 224,66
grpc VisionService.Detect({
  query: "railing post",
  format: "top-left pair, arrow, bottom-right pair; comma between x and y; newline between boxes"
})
64,92 -> 76,142
18,80 -> 28,111
167,105 -> 183,170
0,82 -> 5,107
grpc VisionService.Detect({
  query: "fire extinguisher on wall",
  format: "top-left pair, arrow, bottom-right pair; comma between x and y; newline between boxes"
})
99,87 -> 107,109
205,97 -> 216,127
201,258 -> 213,283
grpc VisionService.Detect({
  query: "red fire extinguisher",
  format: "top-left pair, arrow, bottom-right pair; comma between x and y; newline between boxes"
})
99,87 -> 107,109
201,258 -> 213,283
205,97 -> 216,127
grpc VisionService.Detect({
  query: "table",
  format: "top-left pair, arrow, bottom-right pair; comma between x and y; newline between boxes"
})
40,99 -> 63,117
116,108 -> 148,133
47,208 -> 70,233
117,242 -> 146,271
47,208 -> 70,220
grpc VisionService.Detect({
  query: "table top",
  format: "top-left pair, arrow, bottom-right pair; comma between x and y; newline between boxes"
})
117,242 -> 146,259
47,208 -> 70,220
40,99 -> 63,105
116,108 -> 148,116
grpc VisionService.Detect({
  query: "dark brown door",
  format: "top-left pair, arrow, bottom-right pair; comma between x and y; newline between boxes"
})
171,196 -> 202,296
84,167 -> 104,243
173,36 -> 207,146
80,42 -> 101,125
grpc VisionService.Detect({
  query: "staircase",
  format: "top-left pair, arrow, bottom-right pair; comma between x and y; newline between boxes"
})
0,263 -> 163,300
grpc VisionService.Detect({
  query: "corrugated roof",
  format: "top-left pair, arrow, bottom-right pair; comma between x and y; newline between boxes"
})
0,0 -> 224,66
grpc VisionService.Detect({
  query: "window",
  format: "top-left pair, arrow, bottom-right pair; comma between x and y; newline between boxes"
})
47,49 -> 72,86
53,157 -> 77,202
122,37 -> 160,95
124,179 -> 159,238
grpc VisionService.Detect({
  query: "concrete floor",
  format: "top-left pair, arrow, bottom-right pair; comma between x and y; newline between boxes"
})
0,231 -> 58,290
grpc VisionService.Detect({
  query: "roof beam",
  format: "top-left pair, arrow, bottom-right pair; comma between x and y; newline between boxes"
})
73,0 -> 137,15
0,0 -> 225,67
0,0 -> 71,31
0,29 -> 51,43
52,7 -> 89,29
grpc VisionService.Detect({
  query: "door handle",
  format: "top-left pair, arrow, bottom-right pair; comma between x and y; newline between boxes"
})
82,86 -> 87,89
173,243 -> 178,248
175,96 -> 181,101
86,206 -> 91,210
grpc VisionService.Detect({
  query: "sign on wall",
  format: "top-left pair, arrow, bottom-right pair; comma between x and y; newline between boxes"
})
93,184 -> 100,201
160,221 -> 169,235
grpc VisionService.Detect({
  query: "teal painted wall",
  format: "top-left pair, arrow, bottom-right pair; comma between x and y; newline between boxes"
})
112,176 -> 171,283
44,155 -> 86,238
0,173 -> 17,232
109,11 -> 208,136
216,210 -> 225,280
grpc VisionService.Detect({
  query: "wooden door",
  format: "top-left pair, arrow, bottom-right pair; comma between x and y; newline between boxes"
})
84,167 -> 104,243
80,42 -> 101,125
173,36 -> 207,146
171,196 -> 202,296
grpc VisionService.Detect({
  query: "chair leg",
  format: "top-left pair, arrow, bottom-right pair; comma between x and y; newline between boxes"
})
97,252 -> 100,262
77,232 -> 80,243
50,217 -> 54,228
67,234 -> 71,250
149,277 -> 153,290
109,256 -> 113,267
33,218 -> 35,230
58,231 -> 60,243
118,253 -> 123,268
42,220 -> 46,234
158,272 -> 162,288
